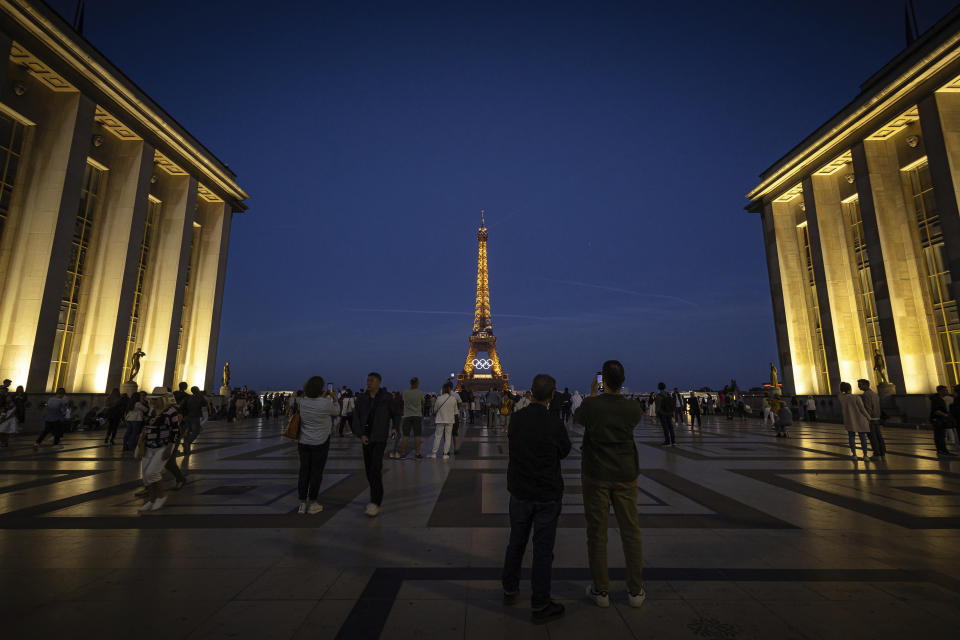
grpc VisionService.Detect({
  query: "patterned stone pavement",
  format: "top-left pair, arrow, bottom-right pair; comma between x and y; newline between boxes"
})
1,414 -> 959,639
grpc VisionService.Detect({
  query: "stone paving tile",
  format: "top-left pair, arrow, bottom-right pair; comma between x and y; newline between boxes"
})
186,599 -> 316,639
380,599 -> 466,639
291,599 -> 355,640
236,565 -> 342,600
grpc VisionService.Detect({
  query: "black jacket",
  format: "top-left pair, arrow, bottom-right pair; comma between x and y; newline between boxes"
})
507,403 -> 572,502
353,389 -> 397,442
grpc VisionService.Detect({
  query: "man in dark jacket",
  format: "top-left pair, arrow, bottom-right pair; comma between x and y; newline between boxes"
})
930,386 -> 957,458
502,373 -> 571,624
353,372 -> 399,516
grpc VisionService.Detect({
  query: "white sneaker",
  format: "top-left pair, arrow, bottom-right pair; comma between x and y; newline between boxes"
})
426,454 -> 436,458
297,502 -> 306,515
628,589 -> 647,608
364,502 -> 380,517
151,496 -> 167,511
442,454 -> 450,459
586,584 -> 610,608
138,501 -> 154,513
308,503 -> 323,514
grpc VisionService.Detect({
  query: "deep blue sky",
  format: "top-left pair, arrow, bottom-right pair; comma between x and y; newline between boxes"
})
48,0 -> 959,393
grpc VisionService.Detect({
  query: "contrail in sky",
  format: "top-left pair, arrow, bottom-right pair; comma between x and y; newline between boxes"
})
537,278 -> 700,310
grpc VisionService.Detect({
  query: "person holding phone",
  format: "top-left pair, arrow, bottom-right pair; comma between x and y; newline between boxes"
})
574,360 -> 647,610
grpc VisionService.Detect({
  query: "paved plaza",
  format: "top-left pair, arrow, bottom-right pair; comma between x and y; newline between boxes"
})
1,414 -> 959,639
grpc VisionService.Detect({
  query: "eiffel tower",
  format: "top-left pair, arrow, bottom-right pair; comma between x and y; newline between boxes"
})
457,211 -> 509,393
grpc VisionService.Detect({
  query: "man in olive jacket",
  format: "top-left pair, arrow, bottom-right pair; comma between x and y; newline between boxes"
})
573,360 -> 647,610
353,372 -> 399,516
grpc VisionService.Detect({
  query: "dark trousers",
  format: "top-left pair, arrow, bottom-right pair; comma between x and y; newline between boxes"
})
690,412 -> 701,428
658,415 -> 675,444
36,420 -> 63,445
105,416 -> 121,443
165,439 -> 185,483
868,422 -> 886,456
298,440 -> 331,500
122,420 -> 143,451
934,425 -> 949,453
501,496 -> 561,609
806,410 -> 817,422
339,415 -> 351,436
362,440 -> 386,505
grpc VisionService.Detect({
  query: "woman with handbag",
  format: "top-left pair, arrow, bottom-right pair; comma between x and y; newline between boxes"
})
292,376 -> 341,514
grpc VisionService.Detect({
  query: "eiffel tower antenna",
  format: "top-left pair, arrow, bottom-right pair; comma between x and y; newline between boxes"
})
456,211 -> 508,392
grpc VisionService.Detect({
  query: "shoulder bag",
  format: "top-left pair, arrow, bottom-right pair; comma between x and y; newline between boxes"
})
283,400 -> 301,440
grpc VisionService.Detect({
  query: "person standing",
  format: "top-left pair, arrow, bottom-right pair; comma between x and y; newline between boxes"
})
574,360 -> 647,609
501,374 -> 571,624
761,396 -> 774,430
182,387 -> 206,458
485,388 -> 501,428
0,395 -> 16,447
122,391 -> 151,454
103,389 -> 126,445
296,376 -> 340,514
930,386 -> 957,458
688,393 -> 702,430
672,387 -> 685,425
805,396 -> 817,422
339,391 -> 355,436
399,377 -> 425,459
858,379 -> 885,459
353,372 -> 398,516
34,388 -> 67,450
429,382 -> 460,459
838,382 -> 873,460
655,382 -> 675,446
500,393 -> 514,432
12,386 -> 27,429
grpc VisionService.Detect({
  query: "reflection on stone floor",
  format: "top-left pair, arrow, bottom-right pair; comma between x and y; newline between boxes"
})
1,415 -> 958,639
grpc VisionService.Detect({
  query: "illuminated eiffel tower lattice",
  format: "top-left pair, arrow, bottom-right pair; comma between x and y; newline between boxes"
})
457,210 -> 509,393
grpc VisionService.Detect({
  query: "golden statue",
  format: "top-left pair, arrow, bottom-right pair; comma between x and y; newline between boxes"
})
874,349 -> 888,384
128,347 -> 145,382
223,361 -> 231,388
770,362 -> 780,395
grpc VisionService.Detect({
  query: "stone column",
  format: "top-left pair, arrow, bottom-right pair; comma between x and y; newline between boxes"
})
136,175 -> 196,392
0,92 -> 96,392
71,141 -> 154,392
809,173 -> 873,385
162,181 -> 198,390
760,203 -> 795,394
771,199 -> 821,395
918,92 -> 960,306
204,203 -> 233,392
801,177 -> 841,392
854,139 -> 940,393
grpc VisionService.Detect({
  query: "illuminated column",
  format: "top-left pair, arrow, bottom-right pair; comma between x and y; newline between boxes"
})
809,174 -> 873,385
855,139 -> 940,393
760,203 -> 795,394
136,175 -> 196,391
801,177 -> 842,391
919,92 -> 960,304
0,93 -> 95,392
771,199 -> 820,394
203,203 -> 233,392
71,141 -> 154,392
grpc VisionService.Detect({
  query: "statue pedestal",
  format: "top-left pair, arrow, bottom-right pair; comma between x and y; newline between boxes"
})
220,385 -> 231,397
119,381 -> 138,396
877,382 -> 896,407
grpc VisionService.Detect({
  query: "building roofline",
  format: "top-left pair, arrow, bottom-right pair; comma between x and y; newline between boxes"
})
746,5 -> 960,207
1,0 -> 249,208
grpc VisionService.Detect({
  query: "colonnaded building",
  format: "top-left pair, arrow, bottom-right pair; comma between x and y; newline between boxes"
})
748,7 -> 960,399
0,1 -> 247,394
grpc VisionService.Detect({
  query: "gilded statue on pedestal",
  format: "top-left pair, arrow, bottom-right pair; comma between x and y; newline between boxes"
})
873,349 -> 888,384
223,361 -> 231,388
770,362 -> 780,395
128,347 -> 145,382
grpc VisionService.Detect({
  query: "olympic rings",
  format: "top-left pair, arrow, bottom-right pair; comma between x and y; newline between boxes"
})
472,358 -> 493,370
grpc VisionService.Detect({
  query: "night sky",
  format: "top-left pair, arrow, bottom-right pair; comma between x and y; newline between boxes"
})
47,0 -> 960,394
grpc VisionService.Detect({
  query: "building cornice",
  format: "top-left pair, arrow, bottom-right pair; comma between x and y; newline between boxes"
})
1,0 -> 249,208
746,8 -> 960,208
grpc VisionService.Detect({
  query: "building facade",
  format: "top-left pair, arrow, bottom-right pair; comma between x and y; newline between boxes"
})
0,1 -> 247,394
748,7 -> 960,397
